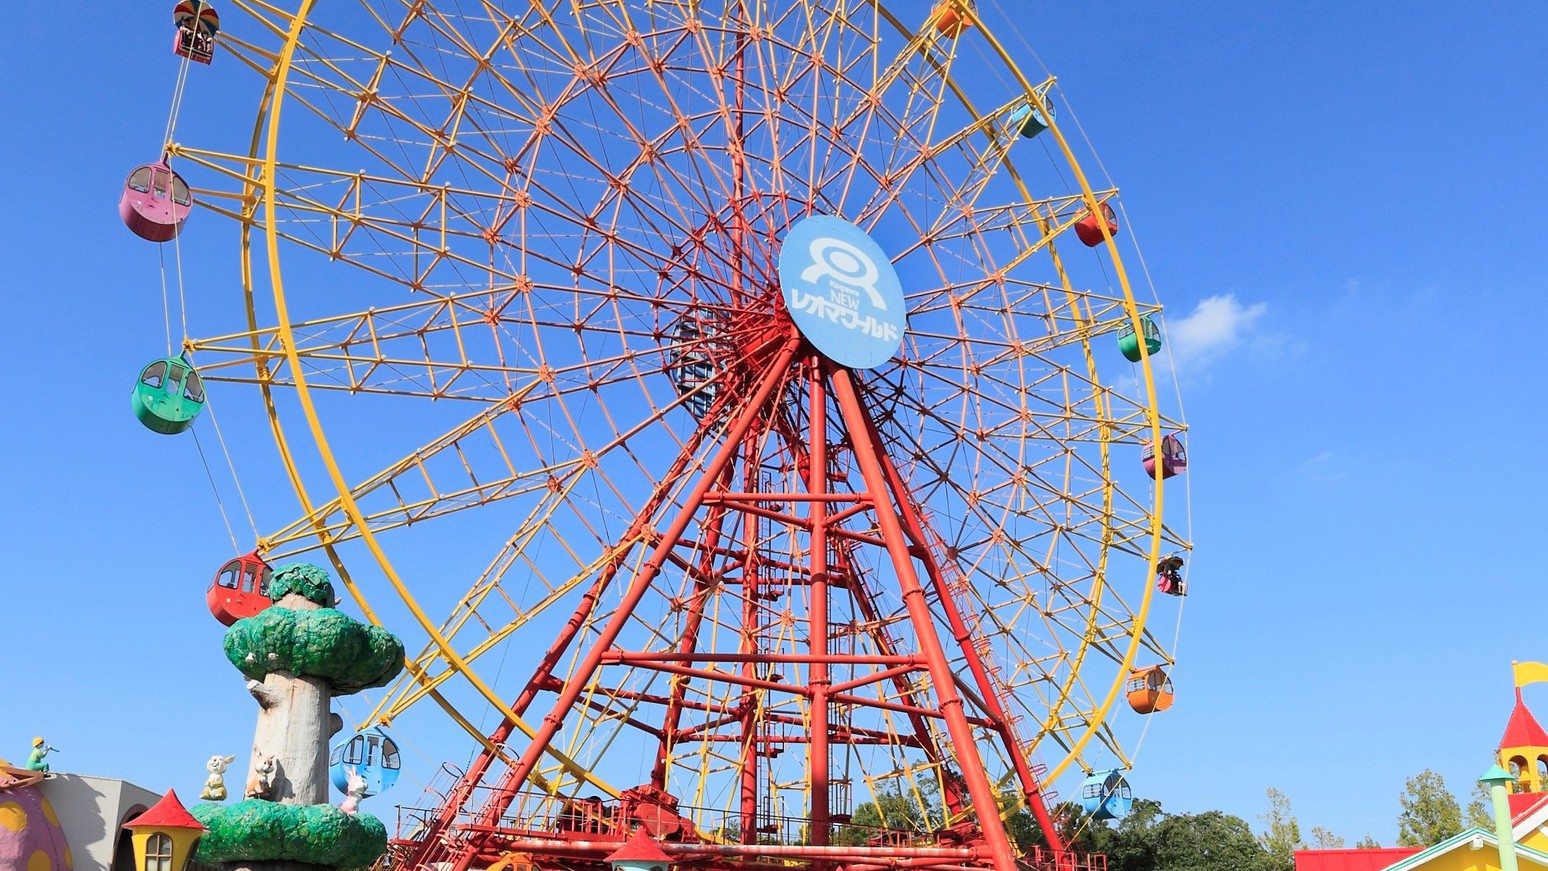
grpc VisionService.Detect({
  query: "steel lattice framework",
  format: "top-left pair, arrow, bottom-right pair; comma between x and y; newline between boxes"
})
165,1 -> 1190,870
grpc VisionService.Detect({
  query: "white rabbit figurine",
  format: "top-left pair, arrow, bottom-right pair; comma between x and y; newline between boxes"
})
200,754 -> 236,801
339,766 -> 368,814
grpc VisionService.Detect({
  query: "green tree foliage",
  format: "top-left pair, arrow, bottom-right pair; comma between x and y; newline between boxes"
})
1355,834 -> 1380,848
1396,769 -> 1463,847
1102,798 -> 1164,871
1152,810 -> 1275,871
1257,788 -> 1304,871
1466,781 -> 1493,829
1309,826 -> 1346,849
269,562 -> 337,606
224,604 -> 405,693
1065,799 -> 1273,871
832,787 -> 1306,871
192,800 -> 387,869
833,780 -> 941,846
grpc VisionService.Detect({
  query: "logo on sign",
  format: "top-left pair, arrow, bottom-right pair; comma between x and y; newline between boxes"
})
779,215 -> 906,370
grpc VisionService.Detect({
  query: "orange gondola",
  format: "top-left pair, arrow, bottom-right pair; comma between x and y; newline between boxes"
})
930,2 -> 973,38
1125,665 -> 1174,714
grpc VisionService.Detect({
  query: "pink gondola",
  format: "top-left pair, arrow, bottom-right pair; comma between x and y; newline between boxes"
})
120,162 -> 193,242
173,0 -> 220,64
1141,433 -> 1187,480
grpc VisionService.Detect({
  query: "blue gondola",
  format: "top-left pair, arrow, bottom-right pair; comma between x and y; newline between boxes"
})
665,319 -> 721,420
1080,769 -> 1132,821
1008,98 -> 1055,139
329,726 -> 402,798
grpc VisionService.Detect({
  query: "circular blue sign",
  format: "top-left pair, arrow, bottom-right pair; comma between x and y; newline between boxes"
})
778,215 -> 907,369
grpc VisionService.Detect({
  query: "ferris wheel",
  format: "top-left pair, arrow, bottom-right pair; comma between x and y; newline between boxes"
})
133,0 -> 1192,869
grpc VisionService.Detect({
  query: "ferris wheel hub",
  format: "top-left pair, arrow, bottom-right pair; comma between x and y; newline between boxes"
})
778,216 -> 907,370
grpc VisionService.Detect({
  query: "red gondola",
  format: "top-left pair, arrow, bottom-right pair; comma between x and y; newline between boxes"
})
173,0 -> 220,64
120,162 -> 193,242
207,551 -> 273,626
1074,201 -> 1119,247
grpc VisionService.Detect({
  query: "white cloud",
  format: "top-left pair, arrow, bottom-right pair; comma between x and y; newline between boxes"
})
1167,293 -> 1267,370
1298,450 -> 1344,483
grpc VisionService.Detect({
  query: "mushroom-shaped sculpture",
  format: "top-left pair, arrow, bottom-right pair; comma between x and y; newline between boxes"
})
192,564 -> 403,871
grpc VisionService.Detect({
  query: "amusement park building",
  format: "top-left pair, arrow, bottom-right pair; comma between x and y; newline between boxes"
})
0,763 -> 163,871
1296,663 -> 1548,871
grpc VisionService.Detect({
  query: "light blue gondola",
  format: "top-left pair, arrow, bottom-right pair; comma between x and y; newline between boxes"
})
329,726 -> 402,798
1009,98 -> 1056,139
1080,769 -> 1133,821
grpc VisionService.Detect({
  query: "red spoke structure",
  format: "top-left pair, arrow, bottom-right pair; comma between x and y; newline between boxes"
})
156,2 -> 1190,871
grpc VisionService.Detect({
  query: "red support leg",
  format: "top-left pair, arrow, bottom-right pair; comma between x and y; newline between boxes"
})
488,338 -> 803,809
828,365 -> 1021,871
857,398 -> 1066,852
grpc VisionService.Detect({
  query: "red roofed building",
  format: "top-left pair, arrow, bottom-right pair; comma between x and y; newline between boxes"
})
605,828 -> 673,871
1294,847 -> 1421,871
123,790 -> 204,832
123,790 -> 205,871
1501,687 -> 1548,817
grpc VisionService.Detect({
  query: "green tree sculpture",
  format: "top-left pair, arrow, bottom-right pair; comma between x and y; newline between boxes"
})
193,563 -> 405,871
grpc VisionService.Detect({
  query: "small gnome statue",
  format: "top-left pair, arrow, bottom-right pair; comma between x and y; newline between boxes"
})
25,738 -> 54,772
201,754 -> 236,801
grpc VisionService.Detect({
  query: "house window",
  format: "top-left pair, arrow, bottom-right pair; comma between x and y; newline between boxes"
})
145,832 -> 174,871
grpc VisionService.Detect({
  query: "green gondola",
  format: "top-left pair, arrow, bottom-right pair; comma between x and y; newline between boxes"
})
132,357 -> 206,434
1117,315 -> 1163,363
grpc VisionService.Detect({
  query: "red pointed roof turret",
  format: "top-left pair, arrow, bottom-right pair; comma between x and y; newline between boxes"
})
123,789 -> 206,832
1501,688 -> 1548,749
605,828 -> 672,864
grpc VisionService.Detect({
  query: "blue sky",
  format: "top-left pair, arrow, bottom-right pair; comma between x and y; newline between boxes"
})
3,1 -> 1547,850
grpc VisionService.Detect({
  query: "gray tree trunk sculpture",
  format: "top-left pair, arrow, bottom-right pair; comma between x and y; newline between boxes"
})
244,591 -> 338,806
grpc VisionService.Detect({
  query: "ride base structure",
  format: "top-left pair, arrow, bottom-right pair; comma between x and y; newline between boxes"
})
391,338 -> 1096,871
